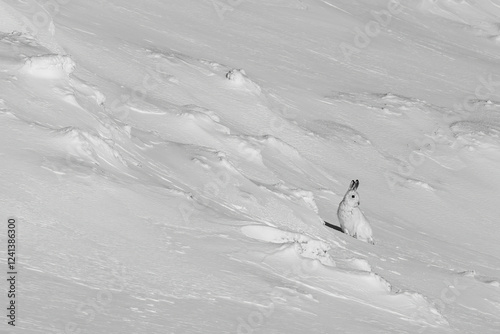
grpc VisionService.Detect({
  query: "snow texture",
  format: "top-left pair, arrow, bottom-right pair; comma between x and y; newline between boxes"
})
0,0 -> 499,333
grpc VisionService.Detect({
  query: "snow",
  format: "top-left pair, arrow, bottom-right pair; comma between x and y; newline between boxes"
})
1,0 -> 500,333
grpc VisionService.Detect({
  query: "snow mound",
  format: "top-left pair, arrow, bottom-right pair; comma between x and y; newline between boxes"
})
225,69 -> 262,94
21,54 -> 76,78
177,109 -> 230,135
260,135 -> 302,158
70,77 -> 107,106
180,104 -> 220,122
240,224 -> 448,327
232,137 -> 265,165
233,134 -> 304,165
241,225 -> 334,266
52,127 -> 128,169
272,183 -> 319,213
403,291 -> 449,327
344,258 -> 372,272
405,178 -> 435,191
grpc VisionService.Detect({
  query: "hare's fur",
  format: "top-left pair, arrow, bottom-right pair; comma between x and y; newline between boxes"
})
337,180 -> 374,244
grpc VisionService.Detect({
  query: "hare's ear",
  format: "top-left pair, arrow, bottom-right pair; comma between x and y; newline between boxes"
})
349,180 -> 355,190
353,180 -> 359,190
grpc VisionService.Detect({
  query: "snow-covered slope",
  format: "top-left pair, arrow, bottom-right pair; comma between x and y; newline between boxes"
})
1,0 -> 499,333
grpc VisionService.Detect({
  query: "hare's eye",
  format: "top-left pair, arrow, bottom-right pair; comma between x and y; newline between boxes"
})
351,195 -> 355,198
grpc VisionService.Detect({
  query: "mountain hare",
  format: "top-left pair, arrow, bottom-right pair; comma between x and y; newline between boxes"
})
337,180 -> 374,244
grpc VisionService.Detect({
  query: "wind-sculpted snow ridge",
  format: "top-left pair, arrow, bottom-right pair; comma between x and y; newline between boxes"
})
21,54 -> 76,78
324,91 -> 448,117
177,105 -> 231,135
322,90 -> 493,188
122,102 -> 231,145
160,106 -> 233,143
117,103 -> 277,185
317,91 -> 450,161
225,68 -> 262,94
70,76 -> 107,107
272,183 -> 319,214
146,47 -> 220,77
0,33 -> 110,133
239,224 -> 448,329
51,126 -> 128,169
241,225 -> 335,266
237,134 -> 336,189
301,118 -> 373,145
119,93 -> 332,194
122,127 -> 325,234
0,32 -> 37,67
255,135 -> 302,159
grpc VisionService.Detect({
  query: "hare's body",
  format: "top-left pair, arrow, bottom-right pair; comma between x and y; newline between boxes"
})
337,202 -> 373,243
337,180 -> 374,244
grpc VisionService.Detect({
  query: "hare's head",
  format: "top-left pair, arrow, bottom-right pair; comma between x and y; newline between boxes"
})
343,180 -> 360,207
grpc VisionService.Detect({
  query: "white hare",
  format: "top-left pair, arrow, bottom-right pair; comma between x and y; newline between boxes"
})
337,180 -> 374,244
